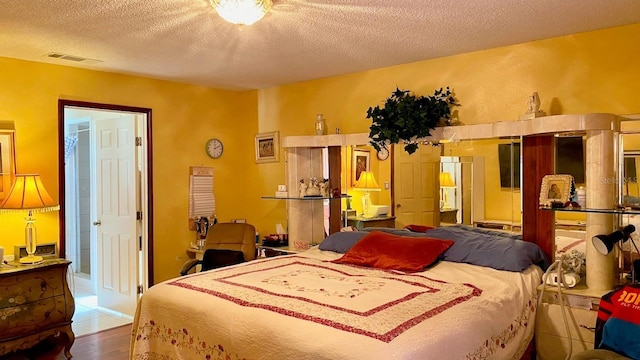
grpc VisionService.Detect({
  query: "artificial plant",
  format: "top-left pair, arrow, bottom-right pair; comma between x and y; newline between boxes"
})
366,87 -> 460,154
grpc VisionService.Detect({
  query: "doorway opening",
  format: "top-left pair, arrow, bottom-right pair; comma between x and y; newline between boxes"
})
58,100 -> 154,321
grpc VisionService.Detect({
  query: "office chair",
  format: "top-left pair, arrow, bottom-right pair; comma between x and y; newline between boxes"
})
180,222 -> 256,276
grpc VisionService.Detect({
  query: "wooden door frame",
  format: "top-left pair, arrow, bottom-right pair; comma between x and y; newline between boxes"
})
57,99 -> 155,286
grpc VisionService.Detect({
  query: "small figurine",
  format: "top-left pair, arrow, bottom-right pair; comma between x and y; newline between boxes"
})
306,177 -> 321,196
319,179 -> 328,197
299,179 -> 307,197
526,92 -> 541,114
519,91 -> 546,120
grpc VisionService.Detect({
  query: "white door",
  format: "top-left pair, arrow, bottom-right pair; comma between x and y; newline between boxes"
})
93,115 -> 139,316
393,144 -> 441,228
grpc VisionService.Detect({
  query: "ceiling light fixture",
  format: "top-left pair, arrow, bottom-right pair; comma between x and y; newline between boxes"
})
211,0 -> 273,26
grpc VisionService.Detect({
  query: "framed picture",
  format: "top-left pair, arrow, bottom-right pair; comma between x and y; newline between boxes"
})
0,130 -> 16,202
255,131 -> 280,163
352,148 -> 370,186
539,174 -> 574,207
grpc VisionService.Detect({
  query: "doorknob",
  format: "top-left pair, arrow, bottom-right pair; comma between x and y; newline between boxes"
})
93,221 -> 102,226
396,204 -> 402,208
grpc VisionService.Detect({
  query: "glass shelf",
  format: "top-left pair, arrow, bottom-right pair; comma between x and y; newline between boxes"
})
540,206 -> 640,215
262,195 -> 351,200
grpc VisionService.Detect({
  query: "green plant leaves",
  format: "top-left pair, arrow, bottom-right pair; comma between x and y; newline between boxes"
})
367,87 -> 460,154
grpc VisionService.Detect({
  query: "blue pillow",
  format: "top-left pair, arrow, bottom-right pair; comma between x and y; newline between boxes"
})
319,231 -> 368,253
424,226 -> 549,272
450,224 -> 523,240
361,227 -> 431,237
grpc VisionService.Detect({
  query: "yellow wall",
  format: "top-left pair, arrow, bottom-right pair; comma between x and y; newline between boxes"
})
1,23 -> 639,283
257,23 -> 640,224
0,57 -> 259,282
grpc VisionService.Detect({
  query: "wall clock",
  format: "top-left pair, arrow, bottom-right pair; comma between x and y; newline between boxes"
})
205,138 -> 223,159
376,146 -> 389,161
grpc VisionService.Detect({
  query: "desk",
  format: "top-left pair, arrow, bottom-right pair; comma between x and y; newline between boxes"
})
439,208 -> 458,223
347,216 -> 396,230
0,259 -> 75,358
473,219 -> 522,232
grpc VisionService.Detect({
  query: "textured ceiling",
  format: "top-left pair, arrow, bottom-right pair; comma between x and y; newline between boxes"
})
1,0 -> 639,91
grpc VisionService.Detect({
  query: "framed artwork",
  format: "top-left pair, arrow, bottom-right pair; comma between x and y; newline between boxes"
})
539,174 -> 574,207
0,130 -> 16,202
352,148 -> 370,186
255,131 -> 280,163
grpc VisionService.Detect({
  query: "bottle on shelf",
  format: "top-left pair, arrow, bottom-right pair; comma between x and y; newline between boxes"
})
577,186 -> 586,208
315,114 -> 326,135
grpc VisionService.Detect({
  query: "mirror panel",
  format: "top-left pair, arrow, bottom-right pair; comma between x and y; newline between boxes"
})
552,133 -> 587,228
441,138 -> 521,233
621,123 -> 640,205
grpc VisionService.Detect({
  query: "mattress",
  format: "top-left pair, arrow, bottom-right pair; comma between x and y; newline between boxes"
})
130,247 -> 542,360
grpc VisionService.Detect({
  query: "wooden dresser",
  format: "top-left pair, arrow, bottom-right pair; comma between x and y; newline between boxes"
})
0,259 -> 75,358
346,215 -> 396,230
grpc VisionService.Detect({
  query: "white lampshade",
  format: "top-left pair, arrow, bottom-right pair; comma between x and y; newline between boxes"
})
353,171 -> 380,218
439,172 -> 456,188
353,171 -> 380,191
1,174 -> 59,264
0,174 -> 59,212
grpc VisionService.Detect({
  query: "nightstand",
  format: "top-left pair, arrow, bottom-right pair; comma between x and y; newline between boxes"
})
346,215 -> 395,230
439,208 -> 458,223
535,281 -> 608,360
0,259 -> 75,358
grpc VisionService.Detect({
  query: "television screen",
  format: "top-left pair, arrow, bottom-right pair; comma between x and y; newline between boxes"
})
498,143 -> 520,188
625,157 -> 637,183
556,137 -> 585,184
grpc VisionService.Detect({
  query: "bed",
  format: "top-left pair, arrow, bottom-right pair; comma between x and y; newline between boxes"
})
130,226 -> 546,360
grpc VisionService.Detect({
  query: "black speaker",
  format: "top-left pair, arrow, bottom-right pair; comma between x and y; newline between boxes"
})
633,259 -> 640,283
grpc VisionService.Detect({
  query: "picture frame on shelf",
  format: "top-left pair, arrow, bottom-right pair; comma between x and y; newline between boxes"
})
255,131 -> 280,163
539,174 -> 574,207
0,129 -> 17,202
352,148 -> 370,186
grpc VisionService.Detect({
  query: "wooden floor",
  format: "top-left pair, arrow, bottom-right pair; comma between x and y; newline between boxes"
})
0,324 -> 131,360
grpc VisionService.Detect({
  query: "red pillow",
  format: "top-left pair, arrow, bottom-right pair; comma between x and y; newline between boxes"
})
404,224 -> 436,233
332,231 -> 454,272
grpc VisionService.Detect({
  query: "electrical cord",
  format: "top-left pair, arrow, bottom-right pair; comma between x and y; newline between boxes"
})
537,255 -> 572,360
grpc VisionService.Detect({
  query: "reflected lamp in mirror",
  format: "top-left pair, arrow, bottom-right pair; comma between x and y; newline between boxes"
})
592,225 -> 635,255
439,172 -> 456,209
353,171 -> 381,218
0,174 -> 60,264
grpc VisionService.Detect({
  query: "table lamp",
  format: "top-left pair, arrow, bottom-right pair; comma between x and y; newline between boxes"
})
353,171 -> 381,218
439,172 -> 456,209
0,174 -> 59,264
592,225 -> 635,256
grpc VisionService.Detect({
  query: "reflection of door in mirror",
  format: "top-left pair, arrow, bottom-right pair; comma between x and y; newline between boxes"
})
440,156 -> 484,225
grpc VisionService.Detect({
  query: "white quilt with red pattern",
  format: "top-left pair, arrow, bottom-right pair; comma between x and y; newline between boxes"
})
130,248 -> 541,360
